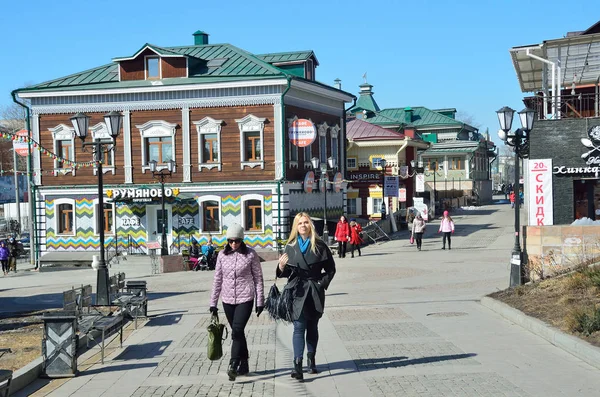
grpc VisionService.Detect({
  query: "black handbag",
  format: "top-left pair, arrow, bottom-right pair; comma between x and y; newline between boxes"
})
264,282 -> 294,322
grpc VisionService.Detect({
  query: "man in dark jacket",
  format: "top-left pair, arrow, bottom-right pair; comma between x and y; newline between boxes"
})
7,237 -> 19,273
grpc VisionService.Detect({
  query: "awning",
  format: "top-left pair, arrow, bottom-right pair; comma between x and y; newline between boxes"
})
421,146 -> 478,156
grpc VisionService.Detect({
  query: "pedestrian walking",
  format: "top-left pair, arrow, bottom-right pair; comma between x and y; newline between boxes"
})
7,237 -> 18,273
349,219 -> 363,258
0,241 -> 9,275
277,212 -> 336,380
438,211 -> 455,250
334,215 -> 350,258
411,213 -> 426,251
209,223 -> 265,381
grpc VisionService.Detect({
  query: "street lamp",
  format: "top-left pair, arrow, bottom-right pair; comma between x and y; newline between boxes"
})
424,162 -> 443,217
497,106 -> 535,287
149,159 -> 175,256
311,156 -> 337,243
380,159 -> 387,219
71,110 -> 122,305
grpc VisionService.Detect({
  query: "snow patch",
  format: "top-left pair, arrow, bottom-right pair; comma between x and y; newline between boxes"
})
571,217 -> 600,225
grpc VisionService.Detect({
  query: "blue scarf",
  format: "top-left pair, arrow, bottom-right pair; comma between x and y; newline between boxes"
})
298,236 -> 310,254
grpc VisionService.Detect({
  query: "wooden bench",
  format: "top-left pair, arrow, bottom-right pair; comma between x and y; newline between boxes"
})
110,273 -> 148,329
0,370 -> 11,397
62,284 -> 124,364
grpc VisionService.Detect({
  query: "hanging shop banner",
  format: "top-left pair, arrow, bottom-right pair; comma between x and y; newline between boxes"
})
13,129 -> 33,157
415,174 -> 425,193
289,119 -> 317,147
399,188 -> 407,202
106,187 -> 180,203
413,197 -> 429,221
333,172 -> 343,193
384,176 -> 399,197
528,159 -> 553,226
304,171 -> 315,193
399,166 -> 409,178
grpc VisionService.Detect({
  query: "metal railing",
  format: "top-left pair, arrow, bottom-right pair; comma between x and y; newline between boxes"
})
526,92 -> 600,120
127,235 -> 145,255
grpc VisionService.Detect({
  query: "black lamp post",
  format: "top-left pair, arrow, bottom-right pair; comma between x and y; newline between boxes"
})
71,111 -> 122,305
311,156 -> 336,243
497,106 -> 535,287
380,159 -> 387,219
149,159 -> 175,256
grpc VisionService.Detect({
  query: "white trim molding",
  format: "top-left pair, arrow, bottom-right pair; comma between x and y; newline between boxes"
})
318,122 -> 329,164
193,117 -> 223,172
54,197 -> 76,236
123,110 -> 133,183
48,124 -> 76,177
197,194 -> 223,234
331,123 -> 340,166
236,115 -> 266,170
135,120 -> 178,173
182,107 -> 191,182
241,194 -> 265,234
287,116 -> 299,169
90,122 -> 116,175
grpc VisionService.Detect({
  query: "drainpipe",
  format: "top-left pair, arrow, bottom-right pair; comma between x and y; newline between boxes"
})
11,89 -> 38,269
526,48 -> 556,118
277,76 -> 292,248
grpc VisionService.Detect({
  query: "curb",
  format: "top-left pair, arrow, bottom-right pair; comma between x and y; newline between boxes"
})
481,296 -> 600,370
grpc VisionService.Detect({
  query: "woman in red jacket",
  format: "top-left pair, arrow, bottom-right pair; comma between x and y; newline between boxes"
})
349,219 -> 363,258
334,215 -> 350,258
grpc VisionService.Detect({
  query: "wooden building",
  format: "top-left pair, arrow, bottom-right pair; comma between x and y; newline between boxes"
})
15,31 -> 354,255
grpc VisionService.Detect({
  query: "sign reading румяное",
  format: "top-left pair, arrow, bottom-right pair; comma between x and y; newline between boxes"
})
107,188 -> 180,202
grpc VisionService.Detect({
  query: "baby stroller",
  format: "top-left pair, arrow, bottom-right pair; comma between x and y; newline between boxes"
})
191,254 -> 209,271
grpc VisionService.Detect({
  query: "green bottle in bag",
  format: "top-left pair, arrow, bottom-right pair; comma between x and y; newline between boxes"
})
207,313 -> 228,360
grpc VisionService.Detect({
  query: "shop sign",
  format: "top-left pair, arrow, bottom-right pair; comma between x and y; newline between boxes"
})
333,172 -> 343,193
384,176 -> 399,197
348,172 -> 382,183
107,187 -> 180,202
120,216 -> 141,227
304,171 -> 315,193
289,119 -> 317,147
399,188 -> 407,202
415,174 -> 425,193
13,130 -> 32,157
413,197 -> 429,221
528,159 -> 553,226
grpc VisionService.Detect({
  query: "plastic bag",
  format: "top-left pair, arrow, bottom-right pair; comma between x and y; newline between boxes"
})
207,313 -> 227,360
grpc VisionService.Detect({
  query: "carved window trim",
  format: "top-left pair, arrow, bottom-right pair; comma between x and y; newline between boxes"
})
49,124 -> 76,176
287,116 -> 299,169
241,194 -> 264,234
136,120 -> 178,174
198,194 -> 223,234
236,115 -> 265,170
90,122 -> 116,175
318,122 -> 329,165
193,117 -> 223,171
55,198 -> 76,236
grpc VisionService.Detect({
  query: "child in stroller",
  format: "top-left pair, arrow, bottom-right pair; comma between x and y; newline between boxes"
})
189,240 -> 209,271
201,237 -> 217,270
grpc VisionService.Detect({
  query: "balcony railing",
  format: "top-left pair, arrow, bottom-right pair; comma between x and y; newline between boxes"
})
525,92 -> 600,120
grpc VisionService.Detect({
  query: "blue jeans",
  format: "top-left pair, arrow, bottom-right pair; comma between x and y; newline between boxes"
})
293,312 -> 319,360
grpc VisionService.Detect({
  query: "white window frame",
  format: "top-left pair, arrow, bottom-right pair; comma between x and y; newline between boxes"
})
90,122 -> 116,175
318,122 -> 329,164
136,120 -> 178,174
372,197 -> 383,214
145,55 -> 161,80
241,194 -> 265,234
198,195 -> 223,234
92,198 -> 115,236
193,117 -> 223,171
330,124 -> 340,165
347,198 -> 357,215
49,124 -> 76,176
54,198 -> 76,236
236,115 -> 265,170
347,157 -> 357,170
287,116 -> 299,168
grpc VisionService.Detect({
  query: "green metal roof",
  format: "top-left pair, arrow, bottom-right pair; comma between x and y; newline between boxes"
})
422,146 -> 479,155
20,43 -> 287,92
349,93 -> 380,113
113,43 -> 185,61
257,50 -> 318,65
367,107 -> 476,131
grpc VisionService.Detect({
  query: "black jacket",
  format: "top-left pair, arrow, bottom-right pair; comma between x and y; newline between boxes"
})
276,239 -> 336,321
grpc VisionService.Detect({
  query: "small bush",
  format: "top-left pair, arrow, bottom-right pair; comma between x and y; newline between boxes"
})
564,272 -> 592,291
582,267 -> 600,289
566,306 -> 600,336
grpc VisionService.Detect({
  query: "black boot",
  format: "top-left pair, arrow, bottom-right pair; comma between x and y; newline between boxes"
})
227,359 -> 239,381
237,359 -> 249,376
290,358 -> 304,380
307,352 -> 318,374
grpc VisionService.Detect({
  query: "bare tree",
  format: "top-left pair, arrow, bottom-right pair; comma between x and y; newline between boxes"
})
455,110 -> 482,130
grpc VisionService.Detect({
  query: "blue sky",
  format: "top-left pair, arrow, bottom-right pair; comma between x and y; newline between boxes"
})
0,0 -> 597,147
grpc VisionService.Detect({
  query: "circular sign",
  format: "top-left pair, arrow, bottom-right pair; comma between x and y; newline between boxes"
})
289,119 -> 317,147
304,171 -> 315,193
333,172 -> 343,192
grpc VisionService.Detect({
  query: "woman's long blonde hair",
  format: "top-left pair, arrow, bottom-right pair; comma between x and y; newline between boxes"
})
287,212 -> 319,253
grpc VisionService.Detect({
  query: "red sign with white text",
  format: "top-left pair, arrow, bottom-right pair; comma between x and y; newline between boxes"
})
528,159 -> 553,226
13,129 -> 32,157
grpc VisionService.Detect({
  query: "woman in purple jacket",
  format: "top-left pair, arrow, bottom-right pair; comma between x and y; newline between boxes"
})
0,241 -> 9,275
209,223 -> 264,381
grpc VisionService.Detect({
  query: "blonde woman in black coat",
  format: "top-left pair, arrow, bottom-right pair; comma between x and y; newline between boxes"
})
277,212 -> 336,381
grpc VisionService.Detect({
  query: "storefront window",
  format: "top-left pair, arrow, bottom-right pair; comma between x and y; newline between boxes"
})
58,204 -> 73,234
203,201 -> 219,232
573,179 -> 600,220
